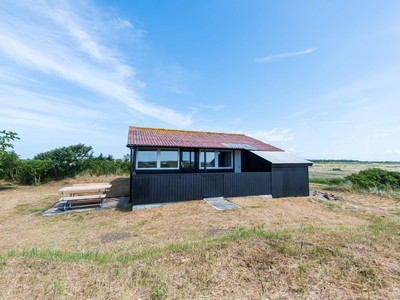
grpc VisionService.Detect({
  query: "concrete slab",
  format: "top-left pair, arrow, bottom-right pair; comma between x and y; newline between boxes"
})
132,202 -> 174,211
204,197 -> 241,211
41,197 -> 131,216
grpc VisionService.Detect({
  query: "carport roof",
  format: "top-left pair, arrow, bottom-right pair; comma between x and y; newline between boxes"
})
251,151 -> 313,166
127,126 -> 283,151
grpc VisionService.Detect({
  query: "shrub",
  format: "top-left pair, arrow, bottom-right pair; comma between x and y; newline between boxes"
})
17,159 -> 53,185
309,178 -> 346,185
34,144 -> 93,179
0,151 -> 20,181
86,159 -> 129,176
345,168 -> 400,191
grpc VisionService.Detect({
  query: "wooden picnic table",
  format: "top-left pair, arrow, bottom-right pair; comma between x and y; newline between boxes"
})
58,184 -> 112,211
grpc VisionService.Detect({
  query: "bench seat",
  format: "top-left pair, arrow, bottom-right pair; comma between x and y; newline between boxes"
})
58,183 -> 112,211
60,195 -> 107,211
59,194 -> 106,202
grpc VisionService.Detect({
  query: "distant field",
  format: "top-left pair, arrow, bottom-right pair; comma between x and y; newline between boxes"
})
309,160 -> 400,181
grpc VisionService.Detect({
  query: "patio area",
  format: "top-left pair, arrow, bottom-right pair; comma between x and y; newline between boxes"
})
42,196 -> 131,216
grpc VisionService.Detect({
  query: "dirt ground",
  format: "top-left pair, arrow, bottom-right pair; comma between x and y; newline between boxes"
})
1,175 -> 400,299
0,176 -> 373,253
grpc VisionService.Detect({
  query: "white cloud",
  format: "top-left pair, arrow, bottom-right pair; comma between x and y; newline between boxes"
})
201,105 -> 225,110
255,48 -> 317,63
0,0 -> 192,127
243,128 -> 295,142
0,85 -> 107,120
384,150 -> 400,155
112,18 -> 134,30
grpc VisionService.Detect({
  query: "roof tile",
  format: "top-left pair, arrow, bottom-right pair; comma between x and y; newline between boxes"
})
127,127 -> 283,152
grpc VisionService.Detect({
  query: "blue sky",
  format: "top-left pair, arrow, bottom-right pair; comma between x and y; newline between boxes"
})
1,0 -> 400,161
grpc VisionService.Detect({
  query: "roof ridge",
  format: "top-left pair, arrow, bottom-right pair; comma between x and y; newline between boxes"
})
129,126 -> 246,136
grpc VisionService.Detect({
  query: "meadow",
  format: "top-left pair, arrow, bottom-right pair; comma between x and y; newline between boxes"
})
1,162 -> 400,299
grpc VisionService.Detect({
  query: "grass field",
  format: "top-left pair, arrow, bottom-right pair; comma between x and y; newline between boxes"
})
309,161 -> 400,181
1,164 -> 400,299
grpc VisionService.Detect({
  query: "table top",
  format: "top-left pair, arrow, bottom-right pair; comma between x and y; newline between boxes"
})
58,184 -> 112,193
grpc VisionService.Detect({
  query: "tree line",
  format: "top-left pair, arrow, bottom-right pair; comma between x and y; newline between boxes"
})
0,131 -> 129,185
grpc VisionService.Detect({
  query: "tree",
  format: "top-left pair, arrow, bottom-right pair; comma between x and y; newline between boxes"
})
0,130 -> 20,174
18,159 -> 52,185
34,144 -> 93,179
0,151 -> 20,181
0,130 -> 19,154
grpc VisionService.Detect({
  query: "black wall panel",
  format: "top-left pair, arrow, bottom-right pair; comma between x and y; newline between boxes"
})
271,166 -> 310,198
131,172 -> 272,205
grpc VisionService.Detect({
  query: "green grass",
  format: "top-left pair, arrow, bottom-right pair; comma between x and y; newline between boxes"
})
3,220 -> 398,265
13,203 -> 53,215
2,218 -> 400,299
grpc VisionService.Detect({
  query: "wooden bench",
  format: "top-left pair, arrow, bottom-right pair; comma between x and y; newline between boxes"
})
72,183 -> 110,187
58,184 -> 111,211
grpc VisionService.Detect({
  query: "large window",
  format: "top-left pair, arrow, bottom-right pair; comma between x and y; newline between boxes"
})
137,149 -> 179,169
160,150 -> 179,168
137,150 -> 157,168
199,150 -> 232,169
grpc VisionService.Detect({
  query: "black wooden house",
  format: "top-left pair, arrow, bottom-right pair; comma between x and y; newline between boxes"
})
127,126 -> 312,207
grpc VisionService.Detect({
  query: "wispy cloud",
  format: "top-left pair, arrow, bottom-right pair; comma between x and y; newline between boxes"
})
243,128 -> 295,142
0,0 -> 192,127
255,48 -> 317,62
201,105 -> 224,110
384,150 -> 400,155
112,18 -> 134,30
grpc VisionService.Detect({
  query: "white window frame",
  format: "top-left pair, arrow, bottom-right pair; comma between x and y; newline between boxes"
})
199,150 -> 233,169
136,148 -> 180,170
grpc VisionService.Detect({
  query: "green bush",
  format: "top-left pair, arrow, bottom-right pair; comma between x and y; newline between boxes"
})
345,168 -> 400,191
34,144 -> 94,179
0,142 -> 130,185
17,159 -> 52,185
0,151 -> 20,181
309,178 -> 346,185
86,159 -> 129,176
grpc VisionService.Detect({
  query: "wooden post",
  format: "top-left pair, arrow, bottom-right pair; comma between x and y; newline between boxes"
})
129,147 -> 136,205
203,149 -> 207,173
131,147 -> 137,175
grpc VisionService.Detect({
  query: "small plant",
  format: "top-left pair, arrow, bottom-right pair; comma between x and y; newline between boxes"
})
298,263 -> 306,292
150,279 -> 168,300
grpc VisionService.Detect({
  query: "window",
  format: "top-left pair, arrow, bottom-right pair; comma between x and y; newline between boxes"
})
137,150 -> 157,168
137,149 -> 179,169
200,151 -> 215,168
181,150 -> 195,168
199,150 -> 232,169
218,151 -> 232,168
160,150 -> 178,168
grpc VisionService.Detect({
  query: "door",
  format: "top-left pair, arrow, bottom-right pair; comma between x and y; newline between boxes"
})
234,150 -> 241,173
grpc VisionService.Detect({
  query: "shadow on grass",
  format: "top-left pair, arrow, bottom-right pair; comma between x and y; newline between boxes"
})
108,177 -> 130,198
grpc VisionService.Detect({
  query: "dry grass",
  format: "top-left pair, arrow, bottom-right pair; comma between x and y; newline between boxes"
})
309,161 -> 400,181
1,171 -> 400,299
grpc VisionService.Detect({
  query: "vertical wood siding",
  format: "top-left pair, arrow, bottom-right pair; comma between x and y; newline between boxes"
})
131,172 -> 272,205
271,166 -> 310,198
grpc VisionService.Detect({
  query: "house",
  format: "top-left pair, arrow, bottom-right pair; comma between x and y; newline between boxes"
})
127,126 -> 312,207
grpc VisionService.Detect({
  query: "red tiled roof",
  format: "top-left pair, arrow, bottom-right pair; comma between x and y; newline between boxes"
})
127,126 -> 283,151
